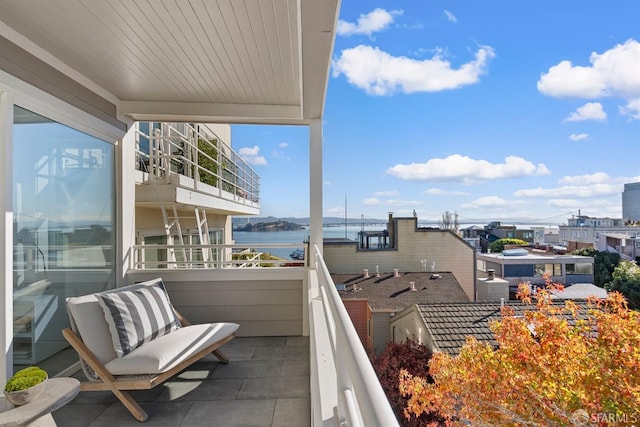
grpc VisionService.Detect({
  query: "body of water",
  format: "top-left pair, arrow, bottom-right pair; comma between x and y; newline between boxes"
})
232,222 -> 560,259
232,225 -> 385,259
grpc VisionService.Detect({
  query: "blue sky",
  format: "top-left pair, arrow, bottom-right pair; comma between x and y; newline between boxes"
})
232,1 -> 640,224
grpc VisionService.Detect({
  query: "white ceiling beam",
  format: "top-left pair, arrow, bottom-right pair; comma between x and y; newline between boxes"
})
120,100 -> 305,124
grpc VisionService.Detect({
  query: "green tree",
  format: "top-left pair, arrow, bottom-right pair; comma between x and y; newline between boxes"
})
607,260 -> 640,309
488,238 -> 528,253
571,248 -> 620,287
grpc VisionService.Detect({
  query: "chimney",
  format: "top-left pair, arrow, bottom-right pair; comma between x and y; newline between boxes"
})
409,281 -> 417,292
387,212 -> 394,248
393,268 -> 399,277
363,269 -> 369,278
487,269 -> 495,280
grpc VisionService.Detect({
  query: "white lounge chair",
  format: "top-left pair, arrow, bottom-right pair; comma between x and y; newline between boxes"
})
63,278 -> 239,421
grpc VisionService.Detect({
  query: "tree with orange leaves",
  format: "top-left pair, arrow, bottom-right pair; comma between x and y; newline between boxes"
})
399,277 -> 640,426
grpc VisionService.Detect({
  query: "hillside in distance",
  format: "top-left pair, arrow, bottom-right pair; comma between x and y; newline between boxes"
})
232,216 -> 388,227
233,220 -> 305,232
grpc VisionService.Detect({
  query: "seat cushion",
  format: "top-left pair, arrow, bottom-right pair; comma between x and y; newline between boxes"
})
96,281 -> 181,357
105,322 -> 239,375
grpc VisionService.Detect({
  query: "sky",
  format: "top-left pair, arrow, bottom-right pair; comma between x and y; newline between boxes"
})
231,1 -> 640,225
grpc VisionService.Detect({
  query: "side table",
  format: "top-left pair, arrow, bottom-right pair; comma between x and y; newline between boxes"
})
0,377 -> 80,427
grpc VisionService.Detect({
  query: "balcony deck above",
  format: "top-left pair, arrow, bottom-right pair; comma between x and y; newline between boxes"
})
135,170 -> 259,216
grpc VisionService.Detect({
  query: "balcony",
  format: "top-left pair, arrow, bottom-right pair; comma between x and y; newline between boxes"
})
48,246 -> 398,426
134,122 -> 260,216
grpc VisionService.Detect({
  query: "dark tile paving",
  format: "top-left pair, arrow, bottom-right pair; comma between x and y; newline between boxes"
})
52,336 -> 311,427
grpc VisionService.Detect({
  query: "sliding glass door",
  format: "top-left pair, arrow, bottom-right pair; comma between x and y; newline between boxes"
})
12,106 -> 116,373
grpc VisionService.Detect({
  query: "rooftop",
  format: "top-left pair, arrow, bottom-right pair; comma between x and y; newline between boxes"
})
478,251 -> 592,261
332,271 -> 469,311
414,300 -> 591,356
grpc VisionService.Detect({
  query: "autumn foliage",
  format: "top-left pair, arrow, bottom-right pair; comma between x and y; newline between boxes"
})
372,339 -> 444,426
399,277 -> 640,426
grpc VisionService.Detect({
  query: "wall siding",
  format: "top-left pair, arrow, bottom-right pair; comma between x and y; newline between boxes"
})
127,269 -> 305,337
372,311 -> 394,354
343,299 -> 371,353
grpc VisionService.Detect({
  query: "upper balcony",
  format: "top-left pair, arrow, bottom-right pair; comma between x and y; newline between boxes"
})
134,122 -> 260,216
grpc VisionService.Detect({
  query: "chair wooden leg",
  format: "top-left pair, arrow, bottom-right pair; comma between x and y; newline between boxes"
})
113,389 -> 149,422
213,349 -> 229,364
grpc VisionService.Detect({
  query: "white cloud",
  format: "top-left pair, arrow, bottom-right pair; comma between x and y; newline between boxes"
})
569,133 -> 589,141
363,197 -> 421,207
559,172 -> 611,185
514,173 -> 640,203
363,197 -> 382,205
279,142 -> 288,148
386,154 -> 550,184
425,188 -> 446,195
325,206 -> 345,215
385,199 -> 422,207
514,183 -> 619,198
443,10 -> 457,23
547,199 -> 581,208
238,146 -> 267,166
619,98 -> 640,119
337,8 -> 402,37
425,188 -> 470,196
332,44 -> 495,96
461,196 -> 508,209
564,102 -> 607,122
374,190 -> 399,197
537,39 -> 640,109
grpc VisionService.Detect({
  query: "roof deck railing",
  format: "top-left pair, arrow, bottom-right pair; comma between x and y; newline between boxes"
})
311,244 -> 399,427
134,122 -> 260,205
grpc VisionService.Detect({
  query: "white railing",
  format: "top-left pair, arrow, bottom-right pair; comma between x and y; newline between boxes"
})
131,243 -> 306,269
134,122 -> 260,205
311,244 -> 398,427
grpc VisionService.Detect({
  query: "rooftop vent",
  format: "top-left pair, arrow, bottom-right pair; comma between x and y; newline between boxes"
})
430,274 -> 442,279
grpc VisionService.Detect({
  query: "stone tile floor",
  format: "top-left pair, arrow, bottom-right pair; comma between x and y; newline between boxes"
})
52,336 -> 310,427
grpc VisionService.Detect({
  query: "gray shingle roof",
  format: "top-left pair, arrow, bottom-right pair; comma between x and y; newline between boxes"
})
332,271 -> 469,311
415,301 -> 591,356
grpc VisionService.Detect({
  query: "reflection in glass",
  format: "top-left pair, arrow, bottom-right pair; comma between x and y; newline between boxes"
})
12,106 -> 115,374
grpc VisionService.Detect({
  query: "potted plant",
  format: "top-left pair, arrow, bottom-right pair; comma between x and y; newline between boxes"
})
4,366 -> 48,406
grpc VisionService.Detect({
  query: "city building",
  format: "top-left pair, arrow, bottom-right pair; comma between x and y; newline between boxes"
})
596,232 -> 640,263
332,271 -> 469,354
476,249 -> 594,291
0,3 -> 400,426
559,214 -> 639,252
623,182 -> 640,222
324,214 -> 477,301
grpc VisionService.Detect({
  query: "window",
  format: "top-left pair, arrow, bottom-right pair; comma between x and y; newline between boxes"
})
566,263 -> 593,274
12,106 -> 115,373
534,263 -> 561,277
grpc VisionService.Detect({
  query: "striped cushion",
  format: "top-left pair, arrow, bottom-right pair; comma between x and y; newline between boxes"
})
96,282 -> 181,357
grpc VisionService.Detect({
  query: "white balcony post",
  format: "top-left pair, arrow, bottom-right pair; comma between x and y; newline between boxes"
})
119,128 -> 136,284
309,119 -> 323,262
0,91 -> 13,383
